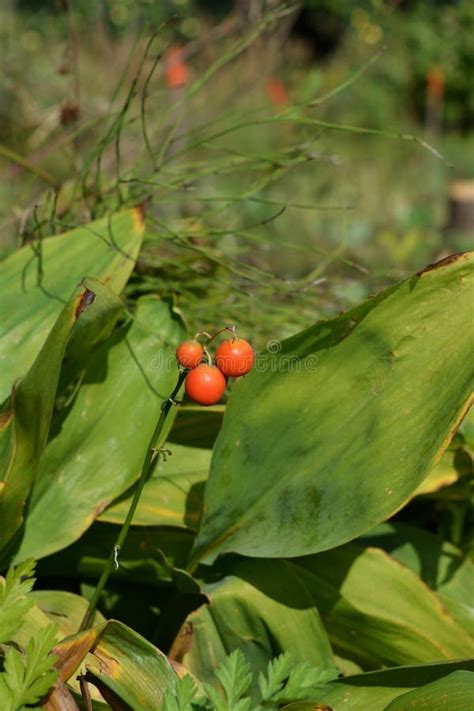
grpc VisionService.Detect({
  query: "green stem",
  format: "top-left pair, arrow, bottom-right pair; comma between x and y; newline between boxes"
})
205,325 -> 236,345
79,369 -> 187,631
0,143 -> 59,187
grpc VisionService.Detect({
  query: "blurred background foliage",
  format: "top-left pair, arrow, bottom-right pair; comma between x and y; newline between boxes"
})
0,0 -> 473,345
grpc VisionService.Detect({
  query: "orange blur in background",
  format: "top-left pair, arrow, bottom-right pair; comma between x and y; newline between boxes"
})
164,45 -> 188,89
266,77 -> 288,106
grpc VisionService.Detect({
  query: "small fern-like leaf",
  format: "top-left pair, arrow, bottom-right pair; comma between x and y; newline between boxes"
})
0,559 -> 36,643
162,673 -> 207,711
271,661 -> 338,704
215,650 -> 252,709
203,650 -> 253,711
0,623 -> 59,709
258,652 -> 295,701
204,682 -> 226,711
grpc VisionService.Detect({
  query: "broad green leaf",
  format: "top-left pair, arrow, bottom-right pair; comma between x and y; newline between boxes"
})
13,297 -> 186,562
0,208 -> 144,403
384,670 -> 474,710
32,590 -> 106,638
294,545 -> 474,667
7,588 -> 104,657
287,659 -> 474,711
185,549 -> 473,679
190,254 -> 474,564
99,443 -> 210,529
182,558 -> 335,685
85,620 -> 177,711
0,278 -> 119,560
359,522 -> 474,635
10,612 -> 174,708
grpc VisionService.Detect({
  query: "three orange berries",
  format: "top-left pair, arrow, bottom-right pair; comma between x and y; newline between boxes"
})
176,336 -> 254,406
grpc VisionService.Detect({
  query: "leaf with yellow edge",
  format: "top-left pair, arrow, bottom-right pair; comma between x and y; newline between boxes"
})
282,660 -> 474,711
0,208 -> 144,403
0,278 -> 123,561
413,446 -> 472,496
190,253 -> 474,566
13,297 -> 186,562
85,621 -> 177,711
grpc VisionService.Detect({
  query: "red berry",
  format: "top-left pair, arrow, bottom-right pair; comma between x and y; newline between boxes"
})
215,338 -> 254,378
185,364 -> 226,405
176,340 -> 204,369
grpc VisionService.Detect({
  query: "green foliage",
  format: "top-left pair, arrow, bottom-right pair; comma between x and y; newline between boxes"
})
183,551 -> 473,679
162,651 -> 338,711
258,655 -> 300,703
99,441 -> 211,529
402,0 -> 474,130
360,522 -> 474,635
206,650 -> 253,711
162,674 -> 201,711
190,254 -> 474,565
0,559 -> 35,643
308,659 -> 474,711
257,654 -> 337,706
0,561 -> 58,711
85,620 -> 178,710
383,671 -> 474,711
13,296 -> 186,562
0,625 -> 58,711
0,209 -> 143,402
0,213 -> 472,709
304,0 -> 474,131
162,653 -> 474,711
0,278 -> 127,562
0,4 -> 473,708
3,0 -> 463,344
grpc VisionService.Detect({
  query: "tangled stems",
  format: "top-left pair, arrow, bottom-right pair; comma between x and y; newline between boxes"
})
79,369 -> 187,631
193,325 -> 236,344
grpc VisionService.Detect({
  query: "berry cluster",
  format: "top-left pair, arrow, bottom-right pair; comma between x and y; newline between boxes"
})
176,329 -> 254,406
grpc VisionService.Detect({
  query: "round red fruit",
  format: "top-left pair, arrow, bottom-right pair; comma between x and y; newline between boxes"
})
185,364 -> 226,405
176,340 -> 203,369
215,338 -> 254,377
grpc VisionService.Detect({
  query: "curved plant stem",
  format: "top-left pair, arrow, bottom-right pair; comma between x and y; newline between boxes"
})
0,144 -> 59,187
79,369 -> 187,631
205,325 -> 236,345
